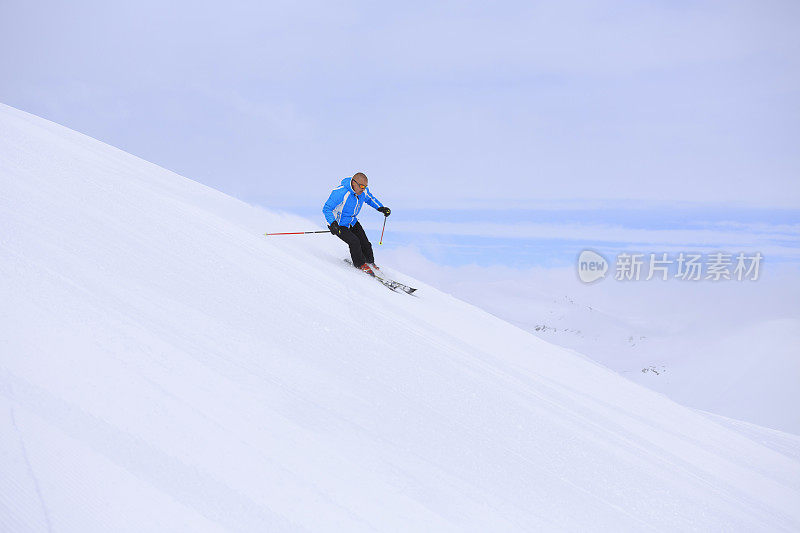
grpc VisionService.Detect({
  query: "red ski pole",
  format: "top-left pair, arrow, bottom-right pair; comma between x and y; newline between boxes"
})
378,217 -> 387,245
264,230 -> 330,236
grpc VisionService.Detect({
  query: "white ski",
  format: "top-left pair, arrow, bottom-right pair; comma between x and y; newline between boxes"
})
344,259 -> 417,294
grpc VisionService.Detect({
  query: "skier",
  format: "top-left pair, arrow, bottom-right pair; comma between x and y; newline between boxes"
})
323,172 -> 390,276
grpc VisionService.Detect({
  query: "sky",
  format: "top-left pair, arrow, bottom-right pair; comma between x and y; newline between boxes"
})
1,0 -> 798,286
1,0 -> 799,210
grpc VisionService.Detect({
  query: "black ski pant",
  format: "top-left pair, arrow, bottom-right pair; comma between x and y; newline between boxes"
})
336,221 -> 374,267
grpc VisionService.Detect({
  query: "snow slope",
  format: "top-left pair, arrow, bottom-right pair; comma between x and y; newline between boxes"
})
513,288 -> 800,433
385,258 -> 800,434
1,103 -> 799,531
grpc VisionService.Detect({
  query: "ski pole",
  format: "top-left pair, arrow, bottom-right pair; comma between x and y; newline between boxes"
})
264,230 -> 330,236
378,217 -> 387,245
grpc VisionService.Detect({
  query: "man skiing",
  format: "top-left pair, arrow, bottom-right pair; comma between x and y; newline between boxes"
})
323,172 -> 390,276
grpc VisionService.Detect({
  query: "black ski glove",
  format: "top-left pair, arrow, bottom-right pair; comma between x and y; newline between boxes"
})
377,206 -> 391,217
328,221 -> 340,235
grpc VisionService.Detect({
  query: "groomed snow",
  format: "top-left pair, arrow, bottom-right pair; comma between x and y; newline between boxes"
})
1,103 -> 799,531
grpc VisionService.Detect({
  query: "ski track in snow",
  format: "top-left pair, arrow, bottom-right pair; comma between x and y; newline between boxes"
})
10,399 -> 54,533
1,380 -> 53,533
1,102 -> 800,531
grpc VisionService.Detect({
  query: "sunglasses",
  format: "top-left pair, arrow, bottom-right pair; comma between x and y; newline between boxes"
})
352,180 -> 367,190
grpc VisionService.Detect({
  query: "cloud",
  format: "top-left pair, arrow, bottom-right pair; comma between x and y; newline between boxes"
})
382,243 -> 800,316
2,0 -> 799,209
392,219 -> 796,242
381,217 -> 800,266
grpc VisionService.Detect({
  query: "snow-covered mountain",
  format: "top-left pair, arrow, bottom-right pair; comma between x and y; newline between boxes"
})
2,103 -> 799,531
382,256 -> 800,434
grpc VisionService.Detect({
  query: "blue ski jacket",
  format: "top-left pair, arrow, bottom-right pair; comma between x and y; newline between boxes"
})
322,177 -> 384,228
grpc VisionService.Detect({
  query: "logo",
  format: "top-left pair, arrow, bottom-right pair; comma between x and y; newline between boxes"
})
578,250 -> 608,283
